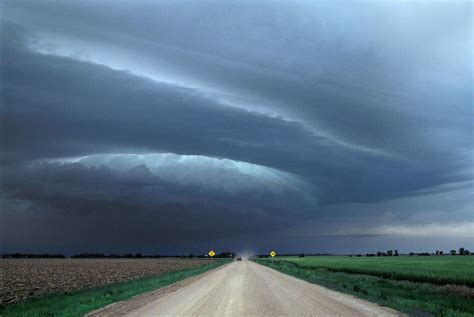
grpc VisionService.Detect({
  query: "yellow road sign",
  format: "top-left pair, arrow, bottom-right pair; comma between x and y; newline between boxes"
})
208,250 -> 216,257
270,250 -> 276,257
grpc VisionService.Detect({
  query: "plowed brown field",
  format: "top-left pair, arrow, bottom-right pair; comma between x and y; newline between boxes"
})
0,258 -> 211,305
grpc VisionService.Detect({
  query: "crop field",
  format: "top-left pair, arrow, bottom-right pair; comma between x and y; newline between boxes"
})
0,258 -> 212,305
276,256 -> 474,286
256,256 -> 474,316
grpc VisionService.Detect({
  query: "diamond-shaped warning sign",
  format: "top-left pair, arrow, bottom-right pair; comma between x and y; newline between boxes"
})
270,250 -> 276,257
208,250 -> 216,257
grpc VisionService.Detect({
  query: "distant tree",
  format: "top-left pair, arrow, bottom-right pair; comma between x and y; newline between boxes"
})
2,253 -> 65,259
394,250 -> 399,256
450,249 -> 457,255
409,252 -> 414,256
377,251 -> 382,257
218,252 -> 236,258
459,248 -> 465,255
71,253 -> 105,258
435,250 -> 439,255
387,250 -> 393,256
439,251 -> 444,255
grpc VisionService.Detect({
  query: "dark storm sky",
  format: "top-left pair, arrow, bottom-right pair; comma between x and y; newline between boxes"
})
1,1 -> 473,255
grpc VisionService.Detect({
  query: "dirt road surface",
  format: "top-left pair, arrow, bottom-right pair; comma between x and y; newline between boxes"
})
89,260 -> 403,316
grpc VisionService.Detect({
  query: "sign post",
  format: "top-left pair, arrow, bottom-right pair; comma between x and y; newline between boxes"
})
270,250 -> 276,264
208,250 -> 216,258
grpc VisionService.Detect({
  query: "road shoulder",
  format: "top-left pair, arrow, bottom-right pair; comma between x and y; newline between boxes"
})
87,262 -> 231,316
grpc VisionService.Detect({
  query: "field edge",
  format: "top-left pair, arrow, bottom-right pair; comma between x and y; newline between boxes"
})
253,258 -> 474,317
0,259 -> 230,317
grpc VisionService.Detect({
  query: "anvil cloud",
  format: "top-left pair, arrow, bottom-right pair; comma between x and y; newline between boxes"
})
0,1 -> 472,254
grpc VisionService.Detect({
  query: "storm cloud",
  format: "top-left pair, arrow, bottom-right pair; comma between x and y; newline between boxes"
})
0,1 -> 472,254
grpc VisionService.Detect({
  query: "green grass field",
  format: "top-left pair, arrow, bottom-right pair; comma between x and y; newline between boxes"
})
255,256 -> 474,317
277,256 -> 474,287
0,260 -> 229,317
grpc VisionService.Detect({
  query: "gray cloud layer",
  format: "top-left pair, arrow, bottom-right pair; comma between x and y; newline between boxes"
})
1,1 -> 472,254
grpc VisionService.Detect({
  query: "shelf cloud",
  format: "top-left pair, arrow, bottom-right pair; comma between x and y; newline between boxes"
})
1,1 -> 472,254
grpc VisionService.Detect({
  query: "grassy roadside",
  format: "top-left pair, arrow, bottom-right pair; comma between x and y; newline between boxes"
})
0,260 -> 229,317
254,258 -> 474,317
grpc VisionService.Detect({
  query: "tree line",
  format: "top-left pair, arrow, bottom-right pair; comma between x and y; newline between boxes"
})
1,252 -> 236,259
349,247 -> 472,257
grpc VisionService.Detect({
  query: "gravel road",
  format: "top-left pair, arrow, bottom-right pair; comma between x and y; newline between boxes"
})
90,260 -> 403,316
